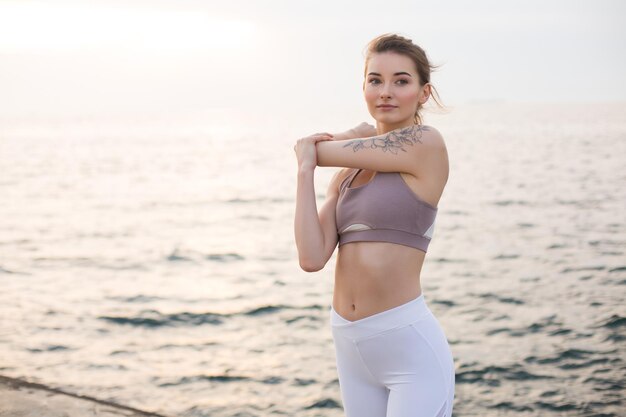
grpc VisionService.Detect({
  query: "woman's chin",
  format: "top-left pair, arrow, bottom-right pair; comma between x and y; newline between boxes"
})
373,116 -> 411,126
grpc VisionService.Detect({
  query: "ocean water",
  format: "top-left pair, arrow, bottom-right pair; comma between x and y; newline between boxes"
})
0,102 -> 624,417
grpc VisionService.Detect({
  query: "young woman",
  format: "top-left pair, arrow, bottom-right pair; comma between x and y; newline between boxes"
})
294,34 -> 454,417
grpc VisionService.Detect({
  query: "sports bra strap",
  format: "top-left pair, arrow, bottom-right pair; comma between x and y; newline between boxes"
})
346,168 -> 362,189
341,168 -> 361,193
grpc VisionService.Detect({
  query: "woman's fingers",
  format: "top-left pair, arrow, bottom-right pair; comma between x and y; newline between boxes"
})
294,132 -> 334,152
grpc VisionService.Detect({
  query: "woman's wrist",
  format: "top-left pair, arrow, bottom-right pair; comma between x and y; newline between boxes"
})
332,123 -> 377,140
352,122 -> 377,138
331,128 -> 358,141
298,165 -> 316,176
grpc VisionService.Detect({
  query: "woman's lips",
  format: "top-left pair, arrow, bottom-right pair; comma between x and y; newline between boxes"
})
377,105 -> 397,110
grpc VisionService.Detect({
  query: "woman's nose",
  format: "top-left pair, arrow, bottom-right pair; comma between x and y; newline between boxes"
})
380,84 -> 391,98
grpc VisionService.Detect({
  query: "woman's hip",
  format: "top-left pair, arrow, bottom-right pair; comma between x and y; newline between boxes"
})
329,293 -> 436,340
330,293 -> 455,387
329,293 -> 453,367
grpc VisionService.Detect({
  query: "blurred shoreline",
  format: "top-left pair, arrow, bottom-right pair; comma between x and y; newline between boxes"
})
0,374 -> 172,417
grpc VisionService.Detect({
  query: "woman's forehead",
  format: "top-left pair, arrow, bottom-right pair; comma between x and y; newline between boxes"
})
366,52 -> 417,75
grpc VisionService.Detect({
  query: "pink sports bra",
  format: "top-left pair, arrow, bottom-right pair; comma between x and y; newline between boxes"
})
335,168 -> 438,252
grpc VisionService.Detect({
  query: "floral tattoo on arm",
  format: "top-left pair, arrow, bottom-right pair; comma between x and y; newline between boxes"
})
341,125 -> 429,154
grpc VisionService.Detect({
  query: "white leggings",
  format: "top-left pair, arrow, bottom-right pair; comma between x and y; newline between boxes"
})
330,293 -> 455,417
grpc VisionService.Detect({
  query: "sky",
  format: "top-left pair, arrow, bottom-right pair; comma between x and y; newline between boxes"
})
0,0 -> 624,120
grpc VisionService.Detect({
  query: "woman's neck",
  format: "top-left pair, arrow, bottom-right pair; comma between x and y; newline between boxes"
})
376,121 -> 416,135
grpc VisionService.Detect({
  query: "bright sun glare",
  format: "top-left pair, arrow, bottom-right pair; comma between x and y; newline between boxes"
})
0,2 -> 256,53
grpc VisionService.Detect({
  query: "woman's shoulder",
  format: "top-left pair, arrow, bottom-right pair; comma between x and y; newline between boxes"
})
415,125 -> 449,183
420,124 -> 444,139
391,124 -> 445,147
415,125 -> 447,153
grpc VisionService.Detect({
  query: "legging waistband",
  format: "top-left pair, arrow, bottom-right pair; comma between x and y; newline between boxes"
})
329,293 -> 432,340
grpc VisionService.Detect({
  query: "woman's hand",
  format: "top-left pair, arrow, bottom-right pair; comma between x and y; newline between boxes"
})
330,122 -> 378,141
351,122 -> 377,138
294,132 -> 334,171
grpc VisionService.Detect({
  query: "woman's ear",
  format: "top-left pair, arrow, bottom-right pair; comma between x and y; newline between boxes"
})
420,83 -> 432,104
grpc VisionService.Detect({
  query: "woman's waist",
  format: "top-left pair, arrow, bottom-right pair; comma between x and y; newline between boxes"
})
330,293 -> 433,340
337,241 -> 426,266
336,242 -> 425,276
334,266 -> 422,289
333,270 -> 423,319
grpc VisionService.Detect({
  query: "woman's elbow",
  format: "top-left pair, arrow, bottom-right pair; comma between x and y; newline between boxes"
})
297,241 -> 334,272
298,254 -> 326,272
299,259 -> 323,272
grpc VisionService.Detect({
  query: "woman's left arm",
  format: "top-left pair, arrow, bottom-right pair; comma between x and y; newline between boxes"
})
316,125 -> 444,176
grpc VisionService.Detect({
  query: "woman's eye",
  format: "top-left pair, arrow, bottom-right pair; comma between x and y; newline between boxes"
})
396,79 -> 409,85
368,79 -> 381,84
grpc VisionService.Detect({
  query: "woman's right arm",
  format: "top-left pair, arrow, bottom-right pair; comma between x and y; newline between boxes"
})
293,125 -> 372,272
294,168 -> 343,272
331,122 -> 377,141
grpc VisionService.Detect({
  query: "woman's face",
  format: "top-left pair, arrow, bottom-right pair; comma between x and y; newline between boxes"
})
363,52 -> 428,130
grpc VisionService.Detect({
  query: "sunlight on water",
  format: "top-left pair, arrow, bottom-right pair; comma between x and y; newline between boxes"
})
0,102 -> 624,416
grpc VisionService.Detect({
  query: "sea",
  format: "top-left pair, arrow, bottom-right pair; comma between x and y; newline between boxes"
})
0,102 -> 624,416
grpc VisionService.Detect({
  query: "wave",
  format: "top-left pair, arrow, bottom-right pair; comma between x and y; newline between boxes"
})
99,303 -> 326,328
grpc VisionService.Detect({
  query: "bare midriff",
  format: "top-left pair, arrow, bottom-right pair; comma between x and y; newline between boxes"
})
333,241 -> 425,322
